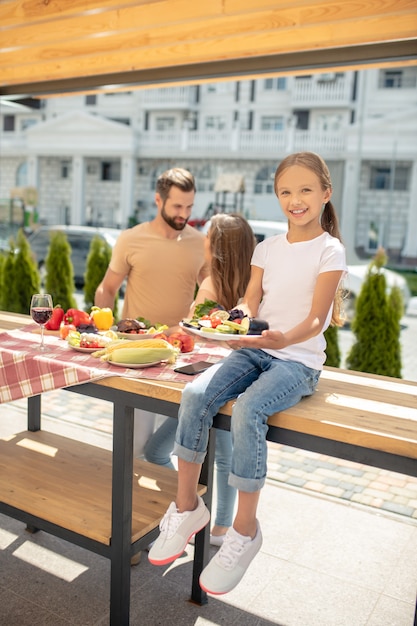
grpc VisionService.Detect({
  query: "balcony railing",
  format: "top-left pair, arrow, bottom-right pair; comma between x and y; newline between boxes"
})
291,76 -> 352,106
137,128 -> 346,157
140,86 -> 197,108
1,127 -> 346,159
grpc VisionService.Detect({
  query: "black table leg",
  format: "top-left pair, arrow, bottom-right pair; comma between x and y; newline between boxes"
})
28,395 -> 41,431
109,402 -> 134,626
26,395 -> 41,533
190,427 -> 216,605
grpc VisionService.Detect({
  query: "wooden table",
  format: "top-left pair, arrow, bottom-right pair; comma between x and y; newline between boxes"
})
1,312 -> 416,625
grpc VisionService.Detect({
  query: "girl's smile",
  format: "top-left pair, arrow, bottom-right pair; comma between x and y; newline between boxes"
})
276,164 -> 331,233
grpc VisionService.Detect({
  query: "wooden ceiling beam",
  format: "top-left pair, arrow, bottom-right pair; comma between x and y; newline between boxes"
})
0,0 -> 415,96
2,0 -> 414,48
1,14 -> 416,86
1,41 -> 415,98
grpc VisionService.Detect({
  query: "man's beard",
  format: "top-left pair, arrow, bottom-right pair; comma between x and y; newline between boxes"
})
161,204 -> 188,231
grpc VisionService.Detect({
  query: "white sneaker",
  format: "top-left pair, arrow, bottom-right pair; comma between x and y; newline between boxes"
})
189,532 -> 226,547
148,496 -> 210,566
199,521 -> 262,594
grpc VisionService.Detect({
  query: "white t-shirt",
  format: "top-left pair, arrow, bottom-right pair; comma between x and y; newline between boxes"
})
251,231 -> 347,370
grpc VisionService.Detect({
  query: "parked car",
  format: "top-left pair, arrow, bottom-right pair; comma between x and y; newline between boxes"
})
345,263 -> 411,319
26,225 -> 121,288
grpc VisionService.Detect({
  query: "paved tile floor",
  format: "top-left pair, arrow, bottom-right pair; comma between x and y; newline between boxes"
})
0,314 -> 416,624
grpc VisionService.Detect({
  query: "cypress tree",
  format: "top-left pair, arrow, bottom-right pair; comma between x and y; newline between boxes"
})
0,253 -> 5,310
84,235 -> 119,318
2,230 -> 40,314
346,249 -> 402,377
324,325 -> 341,368
44,231 -> 77,311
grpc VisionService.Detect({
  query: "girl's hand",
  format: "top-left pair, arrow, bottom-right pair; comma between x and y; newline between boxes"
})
229,329 -> 286,350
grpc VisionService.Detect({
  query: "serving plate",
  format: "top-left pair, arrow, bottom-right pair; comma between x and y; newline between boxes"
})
179,322 -> 243,341
69,345 -> 100,353
108,360 -> 162,369
115,331 -> 157,340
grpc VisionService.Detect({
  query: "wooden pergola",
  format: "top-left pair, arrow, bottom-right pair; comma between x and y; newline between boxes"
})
1,0 -> 416,97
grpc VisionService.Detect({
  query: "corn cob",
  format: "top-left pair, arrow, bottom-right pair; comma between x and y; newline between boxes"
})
102,345 -> 177,365
92,338 -> 170,358
106,338 -> 170,352
94,338 -> 178,364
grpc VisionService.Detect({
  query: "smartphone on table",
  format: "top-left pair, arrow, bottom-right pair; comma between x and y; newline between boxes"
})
174,361 -> 213,376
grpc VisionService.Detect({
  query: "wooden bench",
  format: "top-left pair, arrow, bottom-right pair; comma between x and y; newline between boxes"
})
93,365 -> 417,477
0,430 -> 206,547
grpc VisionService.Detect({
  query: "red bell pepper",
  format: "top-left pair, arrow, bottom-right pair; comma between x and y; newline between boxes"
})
63,308 -> 91,327
44,305 -> 65,330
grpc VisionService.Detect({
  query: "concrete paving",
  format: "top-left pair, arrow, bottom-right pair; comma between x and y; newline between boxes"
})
0,314 -> 416,624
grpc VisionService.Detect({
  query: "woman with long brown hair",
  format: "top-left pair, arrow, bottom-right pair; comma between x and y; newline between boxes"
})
145,213 -> 256,544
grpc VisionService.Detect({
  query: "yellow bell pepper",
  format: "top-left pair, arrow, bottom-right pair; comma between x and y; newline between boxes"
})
90,306 -> 114,331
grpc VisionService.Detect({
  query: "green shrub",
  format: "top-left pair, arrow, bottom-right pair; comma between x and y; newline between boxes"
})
0,253 -> 5,309
1,233 -> 36,313
346,249 -> 402,378
1,230 -> 40,314
44,231 -> 77,311
2,245 -> 18,312
84,235 -> 118,318
324,325 -> 341,368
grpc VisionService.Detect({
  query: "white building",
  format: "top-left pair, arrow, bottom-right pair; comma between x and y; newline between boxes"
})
1,66 -> 416,266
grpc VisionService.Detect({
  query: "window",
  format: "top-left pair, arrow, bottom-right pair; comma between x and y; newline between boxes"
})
205,115 -> 226,130
369,165 -> 410,191
196,164 -> 215,192
61,161 -> 71,179
293,110 -> 309,130
85,94 -> 97,105
254,166 -> 275,194
155,116 -> 176,131
260,116 -> 284,131
3,115 -> 15,131
380,70 -> 403,89
264,78 -> 286,90
101,161 -> 120,181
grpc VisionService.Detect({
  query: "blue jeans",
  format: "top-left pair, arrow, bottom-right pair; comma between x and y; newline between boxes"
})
173,348 -> 320,493
144,416 -> 236,527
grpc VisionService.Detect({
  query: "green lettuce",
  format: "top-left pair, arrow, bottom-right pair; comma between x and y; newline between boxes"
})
193,299 -> 222,318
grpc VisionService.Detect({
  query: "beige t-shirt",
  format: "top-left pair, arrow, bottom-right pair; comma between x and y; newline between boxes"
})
110,222 -> 208,326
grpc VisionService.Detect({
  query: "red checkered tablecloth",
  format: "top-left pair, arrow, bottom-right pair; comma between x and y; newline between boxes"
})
0,328 -> 230,404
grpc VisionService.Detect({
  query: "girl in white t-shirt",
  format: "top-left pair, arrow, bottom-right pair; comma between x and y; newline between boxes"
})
148,152 -> 348,595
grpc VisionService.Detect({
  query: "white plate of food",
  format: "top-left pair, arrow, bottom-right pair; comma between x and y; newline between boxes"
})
115,331 -> 159,340
179,322 -> 244,341
69,345 -> 100,353
108,360 -> 163,369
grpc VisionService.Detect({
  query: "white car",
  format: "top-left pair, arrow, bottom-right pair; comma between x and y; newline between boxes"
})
342,264 -> 410,321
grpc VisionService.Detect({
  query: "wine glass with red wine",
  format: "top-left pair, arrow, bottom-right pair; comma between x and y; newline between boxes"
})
30,293 -> 53,351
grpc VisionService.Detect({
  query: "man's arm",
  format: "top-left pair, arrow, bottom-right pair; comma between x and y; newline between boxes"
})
94,267 -> 126,309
